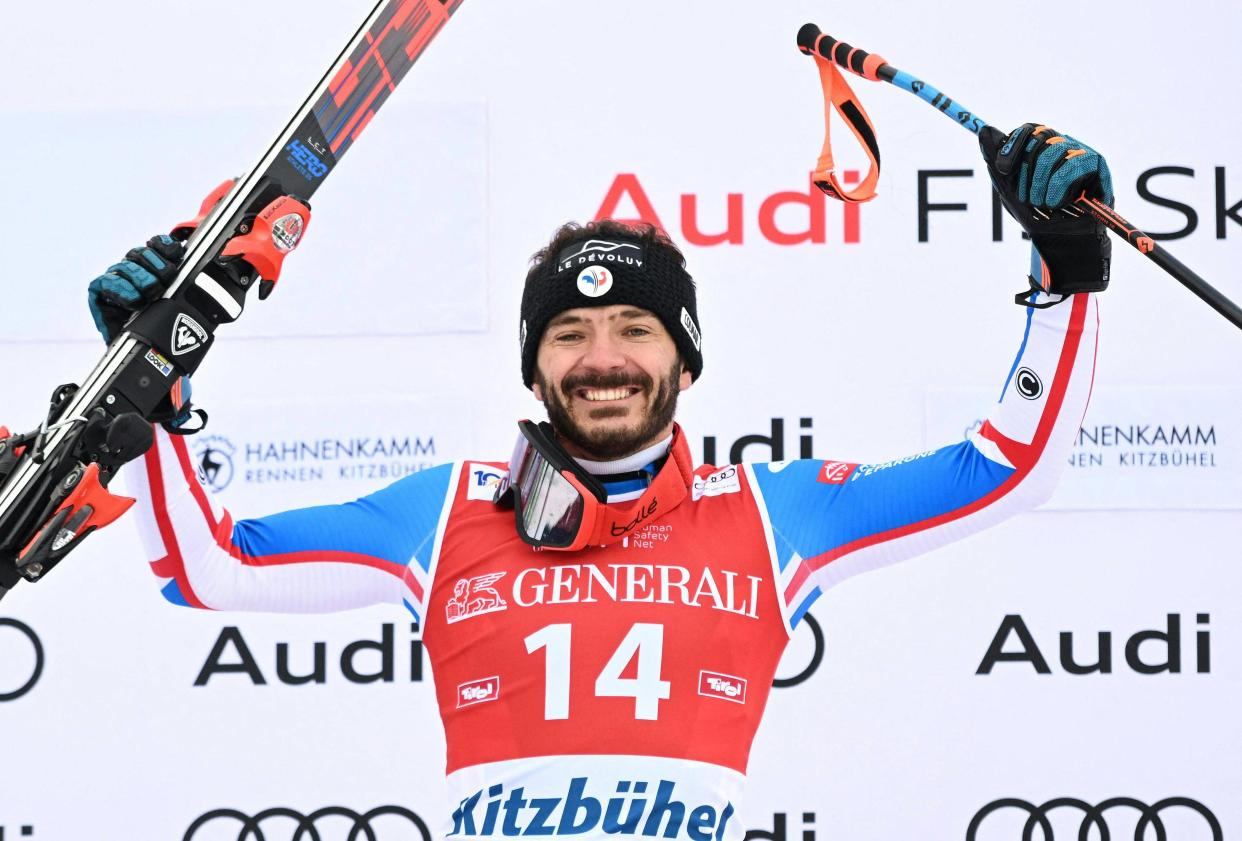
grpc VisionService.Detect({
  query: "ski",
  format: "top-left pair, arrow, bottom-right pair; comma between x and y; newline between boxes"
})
0,0 -> 467,600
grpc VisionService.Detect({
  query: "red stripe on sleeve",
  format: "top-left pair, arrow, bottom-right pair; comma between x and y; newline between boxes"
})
144,437 -> 209,609
785,294 -> 1089,601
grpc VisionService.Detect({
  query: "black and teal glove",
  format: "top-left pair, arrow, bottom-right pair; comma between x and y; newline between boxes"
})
980,123 -> 1113,296
87,234 -> 184,343
86,234 -> 197,430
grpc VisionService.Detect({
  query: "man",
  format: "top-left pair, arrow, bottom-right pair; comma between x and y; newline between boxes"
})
89,123 -> 1109,839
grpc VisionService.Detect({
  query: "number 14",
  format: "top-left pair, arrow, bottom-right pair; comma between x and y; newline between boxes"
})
524,623 -> 671,721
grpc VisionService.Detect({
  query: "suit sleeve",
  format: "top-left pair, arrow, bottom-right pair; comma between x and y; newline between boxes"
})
124,427 -> 458,621
747,289 -> 1098,632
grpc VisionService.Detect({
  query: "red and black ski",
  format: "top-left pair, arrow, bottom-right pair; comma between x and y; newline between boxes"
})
0,0 -> 467,599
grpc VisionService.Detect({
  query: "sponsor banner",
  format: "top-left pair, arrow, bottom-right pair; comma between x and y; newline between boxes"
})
181,395 -> 470,513
925,386 -> 1242,509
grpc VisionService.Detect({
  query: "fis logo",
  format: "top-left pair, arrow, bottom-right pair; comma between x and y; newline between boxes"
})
457,676 -> 500,708
445,573 -> 508,624
449,778 -> 735,840
285,139 -> 330,181
698,670 -> 746,704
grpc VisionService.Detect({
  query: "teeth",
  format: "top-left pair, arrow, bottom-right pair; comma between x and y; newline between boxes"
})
583,388 -> 631,401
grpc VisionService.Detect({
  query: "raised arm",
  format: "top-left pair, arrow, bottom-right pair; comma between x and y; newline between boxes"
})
749,123 -> 1112,630
87,229 -> 457,621
749,283 -> 1096,629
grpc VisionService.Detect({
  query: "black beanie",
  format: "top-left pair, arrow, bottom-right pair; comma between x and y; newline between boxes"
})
520,226 -> 703,388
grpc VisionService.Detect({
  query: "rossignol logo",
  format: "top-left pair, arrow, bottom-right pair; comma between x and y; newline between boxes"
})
0,618 -> 44,702
698,670 -> 747,704
185,804 -> 431,841
457,676 -> 500,708
449,778 -> 735,839
171,313 -> 208,356
556,239 -> 645,273
967,796 -> 1221,841
445,573 -> 509,624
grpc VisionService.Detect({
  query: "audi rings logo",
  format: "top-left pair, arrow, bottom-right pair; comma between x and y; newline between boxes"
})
968,797 -> 1221,841
0,618 -> 45,702
184,805 -> 431,841
772,611 -> 824,689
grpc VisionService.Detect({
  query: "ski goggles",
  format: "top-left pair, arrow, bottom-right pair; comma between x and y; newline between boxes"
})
496,420 -> 607,552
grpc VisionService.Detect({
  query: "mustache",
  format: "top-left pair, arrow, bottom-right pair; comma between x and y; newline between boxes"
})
560,370 -> 653,393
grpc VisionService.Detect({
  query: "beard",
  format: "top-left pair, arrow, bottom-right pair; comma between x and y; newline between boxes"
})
536,359 -> 682,460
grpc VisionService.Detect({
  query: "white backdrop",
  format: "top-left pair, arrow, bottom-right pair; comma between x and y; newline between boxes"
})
1,1 -> 1240,839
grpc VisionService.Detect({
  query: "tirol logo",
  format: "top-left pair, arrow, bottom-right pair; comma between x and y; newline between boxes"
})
577,266 -> 613,298
445,573 -> 508,624
270,212 -> 305,252
817,460 -> 858,484
556,238 -> 645,273
450,778 -> 735,838
1014,366 -> 1043,400
0,618 -> 45,702
457,676 -> 500,708
185,804 -> 431,840
193,435 -> 236,493
967,796 -> 1221,841
698,670 -> 747,704
171,312 -> 208,356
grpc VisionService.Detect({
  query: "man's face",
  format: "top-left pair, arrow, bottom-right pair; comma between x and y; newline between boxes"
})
532,305 -> 693,460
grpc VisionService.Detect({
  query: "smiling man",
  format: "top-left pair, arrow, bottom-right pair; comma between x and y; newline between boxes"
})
92,124 -> 1110,839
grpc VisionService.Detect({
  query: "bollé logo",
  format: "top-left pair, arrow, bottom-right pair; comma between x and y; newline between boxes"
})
702,418 -> 816,467
967,796 -> 1221,840
185,804 -> 430,841
194,623 -> 425,687
0,618 -> 44,702
977,614 -> 1210,675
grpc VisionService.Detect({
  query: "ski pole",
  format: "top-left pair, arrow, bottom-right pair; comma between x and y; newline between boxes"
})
795,23 -> 1242,332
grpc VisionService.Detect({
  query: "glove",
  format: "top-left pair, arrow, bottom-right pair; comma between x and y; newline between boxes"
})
87,234 -> 185,343
980,123 -> 1113,296
87,234 -> 197,431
